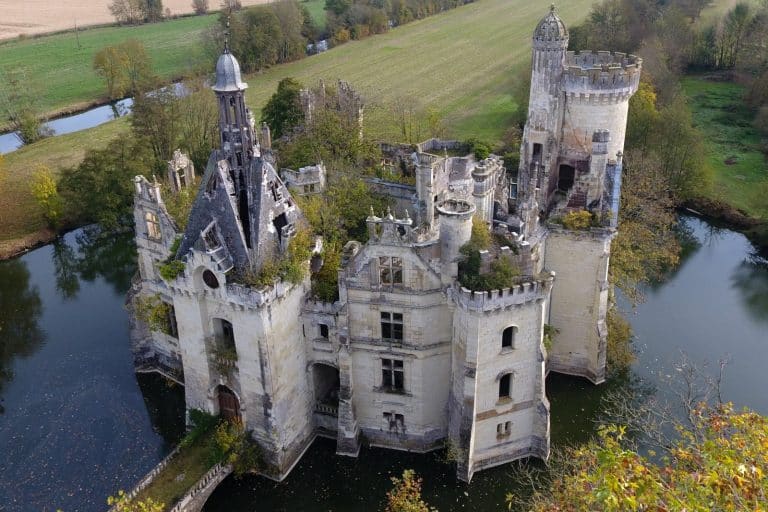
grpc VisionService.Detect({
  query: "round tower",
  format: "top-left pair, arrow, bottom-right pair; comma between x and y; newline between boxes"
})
437,199 -> 476,284
560,51 -> 642,159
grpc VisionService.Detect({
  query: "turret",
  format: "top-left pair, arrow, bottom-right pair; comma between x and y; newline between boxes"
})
437,199 -> 475,284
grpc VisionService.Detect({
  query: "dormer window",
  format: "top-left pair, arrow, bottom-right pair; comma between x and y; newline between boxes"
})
379,257 -> 403,285
145,212 -> 161,240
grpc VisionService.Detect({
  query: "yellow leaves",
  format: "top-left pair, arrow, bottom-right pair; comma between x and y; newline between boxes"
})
29,165 -> 63,228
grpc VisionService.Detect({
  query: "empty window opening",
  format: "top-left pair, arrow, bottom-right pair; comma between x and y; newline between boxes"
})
496,421 -> 512,438
145,212 -> 161,240
557,164 -> 575,191
379,257 -> 403,285
381,359 -> 404,392
319,323 -> 329,339
203,269 -> 220,289
499,373 -> 512,399
204,228 -> 221,250
502,326 -> 517,349
532,143 -> 543,163
273,212 -> 288,245
383,411 -> 405,431
166,303 -> 178,338
381,312 -> 404,342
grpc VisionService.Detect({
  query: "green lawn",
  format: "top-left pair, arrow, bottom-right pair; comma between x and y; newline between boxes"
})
682,76 -> 768,220
302,0 -> 327,31
1,0 -> 596,249
0,15 -> 217,117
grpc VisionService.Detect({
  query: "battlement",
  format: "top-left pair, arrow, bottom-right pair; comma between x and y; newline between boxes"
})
562,51 -> 641,99
453,271 -> 555,312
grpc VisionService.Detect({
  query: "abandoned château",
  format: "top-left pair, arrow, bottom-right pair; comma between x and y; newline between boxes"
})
128,6 -> 641,482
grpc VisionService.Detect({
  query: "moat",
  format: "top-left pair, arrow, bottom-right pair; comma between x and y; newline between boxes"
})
0,215 -> 766,511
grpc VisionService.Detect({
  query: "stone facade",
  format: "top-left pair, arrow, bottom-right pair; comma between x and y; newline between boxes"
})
128,7 -> 640,484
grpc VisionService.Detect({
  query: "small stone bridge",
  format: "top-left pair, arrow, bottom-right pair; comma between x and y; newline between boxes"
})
108,450 -> 232,512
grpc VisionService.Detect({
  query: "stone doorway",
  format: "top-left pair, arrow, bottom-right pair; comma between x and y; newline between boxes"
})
217,385 -> 240,422
312,364 -> 340,417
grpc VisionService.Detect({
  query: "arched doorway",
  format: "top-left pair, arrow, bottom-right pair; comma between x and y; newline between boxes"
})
217,385 -> 241,422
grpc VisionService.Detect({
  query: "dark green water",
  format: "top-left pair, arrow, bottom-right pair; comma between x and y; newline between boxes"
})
0,216 -> 765,511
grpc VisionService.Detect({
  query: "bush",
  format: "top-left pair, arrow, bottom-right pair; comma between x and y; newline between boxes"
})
465,138 -> 492,160
158,260 -> 185,281
192,0 -> 209,15
560,210 -> 593,230
180,409 -> 219,448
135,294 -> 173,334
30,166 -> 63,229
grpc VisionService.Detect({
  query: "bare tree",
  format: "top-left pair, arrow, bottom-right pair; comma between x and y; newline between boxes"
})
109,0 -> 145,24
221,0 -> 242,11
192,0 -> 209,15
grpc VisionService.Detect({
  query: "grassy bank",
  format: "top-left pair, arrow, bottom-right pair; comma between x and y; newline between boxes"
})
0,0 -> 596,255
682,75 -> 768,220
0,15 -> 217,117
0,119 -> 129,257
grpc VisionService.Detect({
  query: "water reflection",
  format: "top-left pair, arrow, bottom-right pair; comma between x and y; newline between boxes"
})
0,260 -> 45,414
731,253 -> 768,325
51,226 -> 137,300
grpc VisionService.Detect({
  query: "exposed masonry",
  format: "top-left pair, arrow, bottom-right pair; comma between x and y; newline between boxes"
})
128,5 -> 640,487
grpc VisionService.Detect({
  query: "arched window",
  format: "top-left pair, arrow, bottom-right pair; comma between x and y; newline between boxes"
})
502,326 -> 517,349
499,373 -> 512,399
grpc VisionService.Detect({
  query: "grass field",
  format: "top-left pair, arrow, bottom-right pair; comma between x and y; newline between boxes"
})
0,15 -> 218,117
302,0 -> 328,31
0,0 -> 596,253
682,75 -> 768,220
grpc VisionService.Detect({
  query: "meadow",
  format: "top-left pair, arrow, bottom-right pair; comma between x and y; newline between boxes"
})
0,0 -> 599,255
682,76 -> 768,220
0,15 -> 218,117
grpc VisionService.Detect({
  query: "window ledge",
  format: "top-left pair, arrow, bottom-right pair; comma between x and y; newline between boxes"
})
496,397 -> 513,406
500,346 -> 515,354
374,387 -> 412,397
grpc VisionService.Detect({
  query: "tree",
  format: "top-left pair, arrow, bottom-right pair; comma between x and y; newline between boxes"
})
107,491 -> 164,512
119,39 -> 155,96
262,77 -> 304,139
0,68 -> 49,144
109,0 -> 145,24
192,0 -> 209,14
525,405 -> 768,511
131,86 -> 181,167
93,46 -> 128,100
386,469 -> 435,512
58,137 -> 151,230
30,166 -> 63,228
143,0 -> 165,22
718,3 -> 752,69
610,150 -> 680,305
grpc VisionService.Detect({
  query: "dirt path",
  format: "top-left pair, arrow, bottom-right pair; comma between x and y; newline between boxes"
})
0,0 -> 270,40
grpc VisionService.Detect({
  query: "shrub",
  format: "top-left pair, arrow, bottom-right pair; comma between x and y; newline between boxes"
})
30,166 -> 63,228
180,409 -> 218,448
465,138 -> 492,160
560,210 -> 593,230
158,260 -> 185,281
135,294 -> 173,334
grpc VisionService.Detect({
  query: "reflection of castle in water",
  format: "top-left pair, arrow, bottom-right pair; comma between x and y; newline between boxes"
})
129,7 -> 642,482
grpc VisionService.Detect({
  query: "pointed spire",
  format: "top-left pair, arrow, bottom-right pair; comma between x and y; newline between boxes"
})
224,13 -> 231,53
550,3 -> 556,12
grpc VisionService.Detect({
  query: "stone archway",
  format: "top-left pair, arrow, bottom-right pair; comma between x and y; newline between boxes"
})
217,385 -> 240,422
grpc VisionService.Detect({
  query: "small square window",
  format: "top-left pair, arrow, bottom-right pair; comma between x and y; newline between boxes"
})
379,256 -> 403,285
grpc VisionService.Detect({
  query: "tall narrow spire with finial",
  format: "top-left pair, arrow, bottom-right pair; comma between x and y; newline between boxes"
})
224,10 -> 231,53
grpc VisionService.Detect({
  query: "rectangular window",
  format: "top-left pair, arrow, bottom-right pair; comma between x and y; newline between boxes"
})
145,212 -> 161,240
379,256 -> 403,285
496,421 -> 512,438
381,312 -> 404,342
319,323 -> 329,339
381,358 -> 404,392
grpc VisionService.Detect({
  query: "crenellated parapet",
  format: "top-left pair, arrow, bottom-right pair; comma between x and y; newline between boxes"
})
452,271 -> 555,312
562,51 -> 642,102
